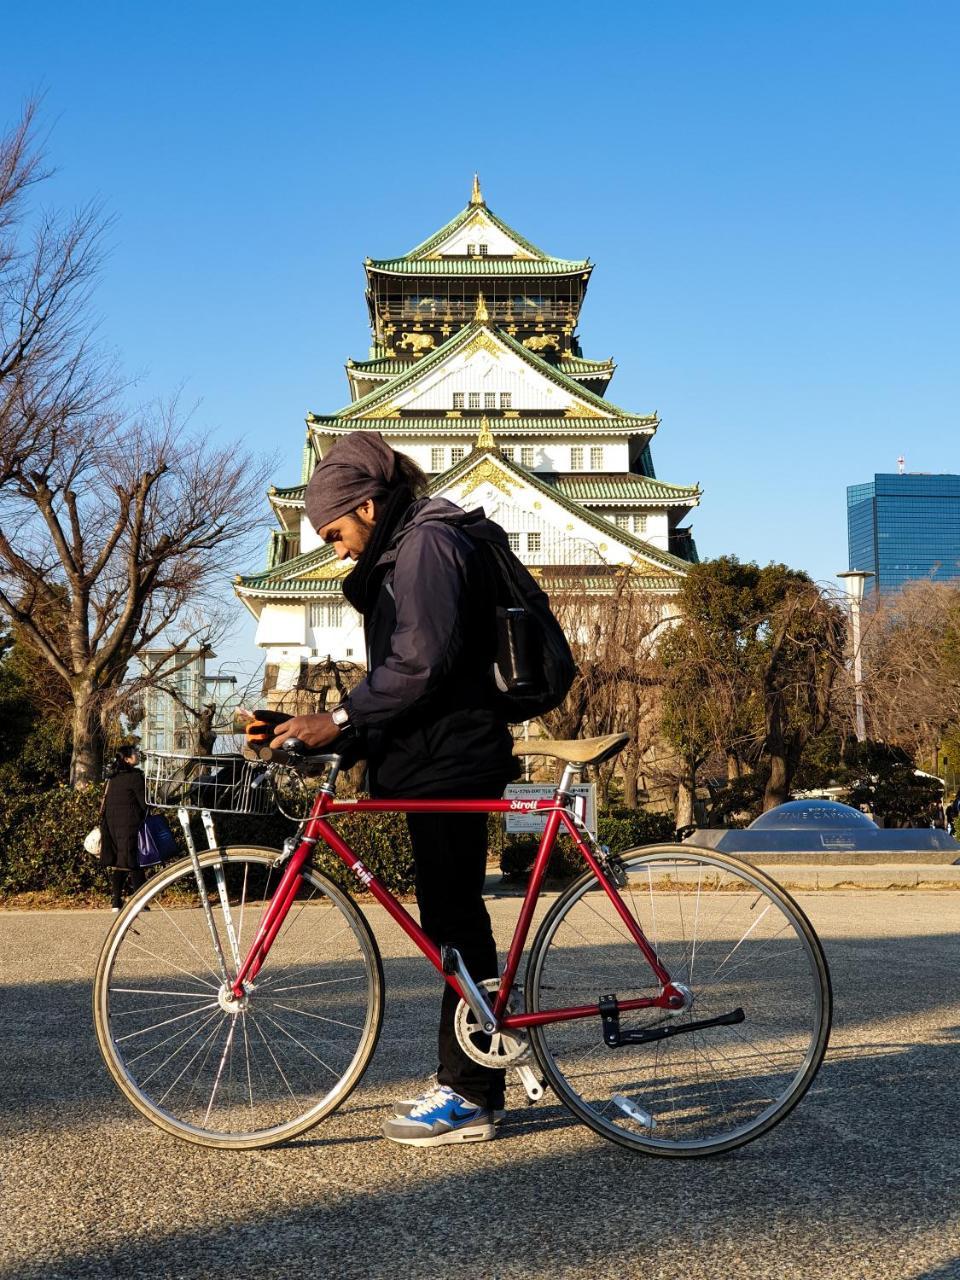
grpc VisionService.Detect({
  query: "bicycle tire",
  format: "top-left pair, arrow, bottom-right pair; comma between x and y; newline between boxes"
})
93,846 -> 384,1150
525,845 -> 831,1157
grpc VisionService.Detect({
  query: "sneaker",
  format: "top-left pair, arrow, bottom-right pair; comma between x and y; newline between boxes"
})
392,1090 -> 506,1125
381,1086 -> 496,1147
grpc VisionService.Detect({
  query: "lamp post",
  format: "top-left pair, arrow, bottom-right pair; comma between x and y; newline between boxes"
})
837,570 -> 875,742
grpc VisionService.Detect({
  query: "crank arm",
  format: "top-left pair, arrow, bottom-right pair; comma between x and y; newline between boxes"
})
600,996 -> 744,1048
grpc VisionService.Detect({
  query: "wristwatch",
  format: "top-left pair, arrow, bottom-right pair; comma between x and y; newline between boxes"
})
330,704 -> 351,729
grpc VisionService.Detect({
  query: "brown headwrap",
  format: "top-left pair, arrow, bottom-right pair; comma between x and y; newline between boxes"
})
304,431 -> 399,532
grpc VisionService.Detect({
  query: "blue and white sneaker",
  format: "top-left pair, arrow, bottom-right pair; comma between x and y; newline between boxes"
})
381,1086 -> 496,1147
392,1079 -> 505,1125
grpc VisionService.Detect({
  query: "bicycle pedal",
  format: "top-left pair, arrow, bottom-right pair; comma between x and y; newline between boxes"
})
515,1063 -> 545,1103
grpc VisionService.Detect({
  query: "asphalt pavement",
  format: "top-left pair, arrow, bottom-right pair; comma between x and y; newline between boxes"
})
1,891 -> 958,1280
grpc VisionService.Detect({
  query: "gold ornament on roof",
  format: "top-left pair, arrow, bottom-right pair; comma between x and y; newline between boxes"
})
474,292 -> 489,323
476,416 -> 495,449
470,173 -> 484,206
464,330 -> 501,358
459,457 -> 513,500
397,332 -> 435,355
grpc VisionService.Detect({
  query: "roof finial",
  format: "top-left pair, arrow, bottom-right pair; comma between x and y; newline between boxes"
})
474,291 -> 489,323
476,416 -> 495,449
470,172 -> 484,206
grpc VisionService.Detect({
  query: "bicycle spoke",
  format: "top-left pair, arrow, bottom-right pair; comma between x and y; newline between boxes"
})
95,850 -> 382,1148
528,849 -> 829,1155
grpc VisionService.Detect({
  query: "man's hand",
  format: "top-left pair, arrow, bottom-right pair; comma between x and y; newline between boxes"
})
270,713 -> 341,751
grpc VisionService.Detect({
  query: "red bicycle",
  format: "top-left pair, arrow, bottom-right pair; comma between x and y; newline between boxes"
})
93,734 -> 831,1156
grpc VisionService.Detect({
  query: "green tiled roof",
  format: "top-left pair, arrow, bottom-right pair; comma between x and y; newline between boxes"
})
236,541 -> 345,597
240,449 -> 688,604
435,447 -> 691,576
330,322 -> 636,421
309,417 -> 657,438
557,357 -> 615,376
367,257 -> 590,277
402,200 -> 558,262
347,354 -> 615,379
268,484 -> 307,506
551,474 -> 701,506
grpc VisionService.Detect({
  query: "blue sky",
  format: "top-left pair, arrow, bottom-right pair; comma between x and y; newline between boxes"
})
2,2 -> 958,667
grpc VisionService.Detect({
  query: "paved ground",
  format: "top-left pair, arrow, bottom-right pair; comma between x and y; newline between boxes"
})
1,892 -> 959,1280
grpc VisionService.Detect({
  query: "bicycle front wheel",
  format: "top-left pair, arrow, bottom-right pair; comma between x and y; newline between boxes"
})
93,846 -> 383,1149
526,846 -> 831,1157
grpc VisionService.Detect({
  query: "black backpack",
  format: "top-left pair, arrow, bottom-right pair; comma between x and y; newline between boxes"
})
469,529 -> 578,724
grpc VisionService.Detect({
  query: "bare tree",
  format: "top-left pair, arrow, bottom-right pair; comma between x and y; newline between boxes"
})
546,567 -> 667,806
0,103 -> 271,783
860,580 -> 960,767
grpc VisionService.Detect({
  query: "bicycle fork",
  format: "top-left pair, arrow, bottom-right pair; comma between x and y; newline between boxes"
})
176,806 -> 244,987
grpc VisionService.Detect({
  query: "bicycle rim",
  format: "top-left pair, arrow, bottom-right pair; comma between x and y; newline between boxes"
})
93,847 -> 383,1149
526,847 -> 831,1157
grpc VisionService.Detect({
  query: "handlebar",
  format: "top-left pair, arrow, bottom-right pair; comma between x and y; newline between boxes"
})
243,740 -> 345,771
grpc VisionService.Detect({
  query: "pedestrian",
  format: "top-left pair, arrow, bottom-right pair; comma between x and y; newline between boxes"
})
100,743 -> 148,912
251,430 -> 522,1147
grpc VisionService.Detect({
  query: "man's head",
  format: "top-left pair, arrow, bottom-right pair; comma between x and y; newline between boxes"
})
317,496 -> 378,562
305,431 -> 397,549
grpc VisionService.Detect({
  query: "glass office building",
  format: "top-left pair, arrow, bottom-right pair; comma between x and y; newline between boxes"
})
846,473 -> 960,593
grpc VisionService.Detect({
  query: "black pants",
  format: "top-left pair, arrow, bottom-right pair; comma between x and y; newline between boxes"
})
111,866 -> 145,907
405,806 -> 505,1110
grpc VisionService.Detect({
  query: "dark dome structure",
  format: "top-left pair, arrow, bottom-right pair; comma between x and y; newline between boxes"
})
749,800 -> 878,831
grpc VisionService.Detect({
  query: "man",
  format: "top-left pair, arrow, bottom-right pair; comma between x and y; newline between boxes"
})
261,430 -> 519,1147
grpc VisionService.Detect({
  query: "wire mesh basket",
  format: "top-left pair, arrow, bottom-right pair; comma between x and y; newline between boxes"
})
143,752 -> 279,816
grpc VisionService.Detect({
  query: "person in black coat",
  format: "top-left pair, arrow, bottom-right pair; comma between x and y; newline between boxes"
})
99,744 -> 148,911
261,431 -> 520,1148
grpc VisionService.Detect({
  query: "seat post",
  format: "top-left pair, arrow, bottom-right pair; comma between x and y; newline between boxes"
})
558,762 -> 579,796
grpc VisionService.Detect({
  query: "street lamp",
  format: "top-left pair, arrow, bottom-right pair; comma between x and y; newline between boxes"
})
837,570 -> 875,742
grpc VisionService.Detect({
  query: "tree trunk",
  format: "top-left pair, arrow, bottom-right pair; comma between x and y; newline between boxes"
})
763,753 -> 789,811
675,775 -> 696,830
70,687 -> 104,787
726,750 -> 742,781
623,772 -> 638,810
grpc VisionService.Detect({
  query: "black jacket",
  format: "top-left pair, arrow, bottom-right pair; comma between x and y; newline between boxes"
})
99,765 -> 147,870
345,498 -> 519,797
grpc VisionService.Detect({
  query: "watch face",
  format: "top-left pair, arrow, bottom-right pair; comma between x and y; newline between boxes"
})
332,707 -> 349,726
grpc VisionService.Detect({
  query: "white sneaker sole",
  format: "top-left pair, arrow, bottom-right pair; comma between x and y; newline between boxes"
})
383,1122 -> 496,1147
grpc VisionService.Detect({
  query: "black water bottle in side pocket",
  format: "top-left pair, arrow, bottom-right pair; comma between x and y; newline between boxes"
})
494,606 -> 538,692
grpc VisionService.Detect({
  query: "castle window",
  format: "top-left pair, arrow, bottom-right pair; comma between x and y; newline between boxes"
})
507,532 -> 520,552
570,447 -> 584,470
484,392 -> 497,409
521,446 -> 535,468
468,392 -> 481,409
527,532 -> 541,553
466,243 -> 475,256
451,446 -> 466,464
632,514 -> 648,533
590,447 -> 603,470
309,601 -> 343,630
478,244 -> 489,256
431,447 -> 445,471
614,514 -> 629,529
501,446 -> 515,461
452,392 -> 464,409
500,392 -> 512,409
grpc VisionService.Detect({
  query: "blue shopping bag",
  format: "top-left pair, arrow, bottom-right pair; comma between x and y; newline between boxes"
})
137,814 -> 179,867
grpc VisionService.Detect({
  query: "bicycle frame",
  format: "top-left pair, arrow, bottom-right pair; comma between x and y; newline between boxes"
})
227,771 -> 684,1030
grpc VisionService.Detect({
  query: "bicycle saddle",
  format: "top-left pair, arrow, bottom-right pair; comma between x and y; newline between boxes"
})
512,732 -> 629,767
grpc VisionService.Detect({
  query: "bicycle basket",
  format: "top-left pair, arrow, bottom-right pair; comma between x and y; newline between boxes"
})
143,752 -> 277,816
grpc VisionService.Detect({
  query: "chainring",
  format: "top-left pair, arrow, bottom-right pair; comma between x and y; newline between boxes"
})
454,978 -> 532,1067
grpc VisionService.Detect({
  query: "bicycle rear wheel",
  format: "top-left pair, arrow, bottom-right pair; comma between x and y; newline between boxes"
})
526,846 -> 831,1157
93,846 -> 383,1149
